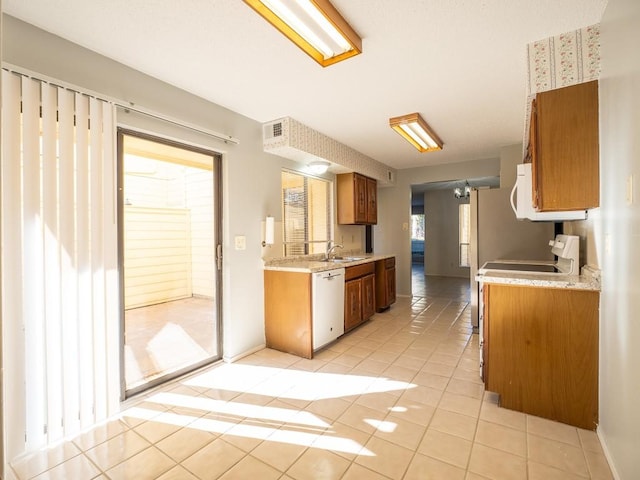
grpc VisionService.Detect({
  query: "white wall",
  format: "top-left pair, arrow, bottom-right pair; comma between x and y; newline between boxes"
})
0,4 -> 4,476
423,190 -> 470,278
499,143 -> 522,188
376,157 -> 500,296
594,0 -> 640,477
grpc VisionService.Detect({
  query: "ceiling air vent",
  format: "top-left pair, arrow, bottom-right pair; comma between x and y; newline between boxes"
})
263,121 -> 283,140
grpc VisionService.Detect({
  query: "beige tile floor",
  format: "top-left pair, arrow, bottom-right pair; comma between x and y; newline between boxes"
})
11,276 -> 613,480
125,296 -> 219,390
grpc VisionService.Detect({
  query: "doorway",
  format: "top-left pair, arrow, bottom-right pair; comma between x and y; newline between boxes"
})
118,130 -> 222,397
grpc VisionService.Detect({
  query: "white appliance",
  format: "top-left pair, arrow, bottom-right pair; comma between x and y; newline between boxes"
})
510,163 -> 587,221
470,188 -> 555,329
312,268 -> 345,350
478,234 -> 581,276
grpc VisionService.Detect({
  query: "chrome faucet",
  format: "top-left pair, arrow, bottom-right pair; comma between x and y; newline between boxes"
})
325,240 -> 343,260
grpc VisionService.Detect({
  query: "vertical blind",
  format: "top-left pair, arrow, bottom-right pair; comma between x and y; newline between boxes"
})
281,170 -> 332,256
1,70 -> 120,460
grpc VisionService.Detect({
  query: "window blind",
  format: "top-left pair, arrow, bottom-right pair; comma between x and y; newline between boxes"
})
281,170 -> 332,256
1,70 -> 119,460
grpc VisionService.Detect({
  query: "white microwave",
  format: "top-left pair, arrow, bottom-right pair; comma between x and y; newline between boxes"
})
510,163 -> 587,221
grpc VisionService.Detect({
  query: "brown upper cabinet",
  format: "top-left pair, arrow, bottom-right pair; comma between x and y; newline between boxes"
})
528,80 -> 599,211
337,173 -> 377,225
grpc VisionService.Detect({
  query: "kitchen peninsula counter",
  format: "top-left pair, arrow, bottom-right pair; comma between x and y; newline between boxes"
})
479,264 -> 601,430
263,253 -> 395,273
264,253 -> 397,359
476,265 -> 600,291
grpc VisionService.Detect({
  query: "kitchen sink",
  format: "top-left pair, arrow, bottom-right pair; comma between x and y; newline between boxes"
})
320,256 -> 366,263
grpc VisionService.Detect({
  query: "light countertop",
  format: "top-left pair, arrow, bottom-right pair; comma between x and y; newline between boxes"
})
476,265 -> 600,291
264,253 -> 395,273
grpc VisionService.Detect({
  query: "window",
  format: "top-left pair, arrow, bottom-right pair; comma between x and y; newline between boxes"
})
459,204 -> 471,267
282,170 -> 332,256
411,214 -> 425,241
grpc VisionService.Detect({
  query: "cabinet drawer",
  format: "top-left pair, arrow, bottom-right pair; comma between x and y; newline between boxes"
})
384,257 -> 395,269
345,262 -> 375,281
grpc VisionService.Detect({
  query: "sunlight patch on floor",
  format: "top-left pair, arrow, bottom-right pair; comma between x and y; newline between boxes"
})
147,392 -> 330,428
122,404 -> 375,456
183,363 -> 416,400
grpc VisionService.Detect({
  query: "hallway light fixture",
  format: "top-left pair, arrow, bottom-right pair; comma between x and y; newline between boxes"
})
454,181 -> 471,198
243,0 -> 362,67
389,113 -> 443,153
307,160 -> 330,174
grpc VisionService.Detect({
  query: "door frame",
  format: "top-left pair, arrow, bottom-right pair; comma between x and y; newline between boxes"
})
117,127 -> 223,399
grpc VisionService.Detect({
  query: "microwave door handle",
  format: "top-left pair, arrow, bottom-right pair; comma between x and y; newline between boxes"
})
510,181 -> 518,216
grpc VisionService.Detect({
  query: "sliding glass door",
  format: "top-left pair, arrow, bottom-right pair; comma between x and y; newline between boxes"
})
118,130 -> 222,397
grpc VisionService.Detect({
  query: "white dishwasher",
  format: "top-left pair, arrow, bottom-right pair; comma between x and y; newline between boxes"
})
312,268 -> 345,351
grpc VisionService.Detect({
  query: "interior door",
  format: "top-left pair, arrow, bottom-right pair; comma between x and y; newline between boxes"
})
118,129 -> 222,397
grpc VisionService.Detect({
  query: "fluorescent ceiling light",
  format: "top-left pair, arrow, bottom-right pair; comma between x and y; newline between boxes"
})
389,113 -> 443,153
243,0 -> 362,67
307,160 -> 330,174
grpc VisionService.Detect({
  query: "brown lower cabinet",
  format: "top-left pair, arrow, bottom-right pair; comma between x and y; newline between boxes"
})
483,283 -> 599,430
264,270 -> 312,359
344,263 -> 376,332
375,257 -> 396,312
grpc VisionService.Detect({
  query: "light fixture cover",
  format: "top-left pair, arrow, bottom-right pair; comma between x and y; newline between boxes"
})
308,160 -> 330,174
454,181 -> 471,198
389,113 -> 443,153
243,0 -> 362,67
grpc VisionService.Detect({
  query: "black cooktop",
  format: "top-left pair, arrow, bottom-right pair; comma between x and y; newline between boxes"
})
481,262 -> 559,273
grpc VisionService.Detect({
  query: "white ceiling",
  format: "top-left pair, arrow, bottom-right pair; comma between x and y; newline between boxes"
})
3,0 -> 608,171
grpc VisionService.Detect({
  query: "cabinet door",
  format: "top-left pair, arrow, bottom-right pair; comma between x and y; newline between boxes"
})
344,279 -> 362,332
528,99 -> 540,209
354,174 -> 368,224
366,177 -> 377,224
482,285 -> 490,384
534,80 -> 599,211
385,267 -> 396,306
264,271 -> 312,359
337,173 -> 376,225
361,274 -> 376,320
486,284 -> 599,430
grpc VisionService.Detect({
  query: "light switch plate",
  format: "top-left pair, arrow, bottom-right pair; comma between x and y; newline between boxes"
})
234,235 -> 246,250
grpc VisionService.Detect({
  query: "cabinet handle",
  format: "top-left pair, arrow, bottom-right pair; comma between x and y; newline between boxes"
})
216,244 -> 222,271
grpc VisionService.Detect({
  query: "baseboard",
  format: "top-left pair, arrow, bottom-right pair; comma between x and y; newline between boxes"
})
597,428 -> 621,480
223,343 -> 265,363
4,461 -> 18,480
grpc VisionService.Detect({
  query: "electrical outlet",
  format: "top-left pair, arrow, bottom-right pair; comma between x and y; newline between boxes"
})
234,235 -> 246,250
